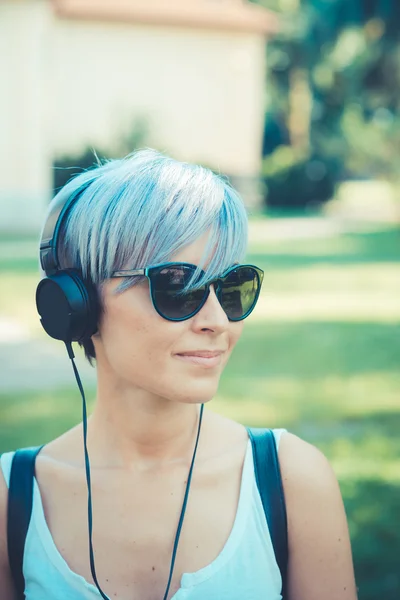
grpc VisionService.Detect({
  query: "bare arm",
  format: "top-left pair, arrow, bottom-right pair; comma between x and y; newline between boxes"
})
279,432 -> 358,600
0,471 -> 18,600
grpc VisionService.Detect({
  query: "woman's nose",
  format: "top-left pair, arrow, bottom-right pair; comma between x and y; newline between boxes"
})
192,283 -> 229,330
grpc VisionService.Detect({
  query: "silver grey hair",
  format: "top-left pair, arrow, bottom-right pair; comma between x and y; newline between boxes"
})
44,149 -> 249,362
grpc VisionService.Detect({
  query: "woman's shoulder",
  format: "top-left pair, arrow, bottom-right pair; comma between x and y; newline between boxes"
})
33,425 -> 89,501
276,432 -> 339,511
277,431 -> 335,489
277,437 -> 357,597
278,435 -> 354,567
40,422 -> 84,460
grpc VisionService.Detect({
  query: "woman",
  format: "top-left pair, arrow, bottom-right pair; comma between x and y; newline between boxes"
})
0,150 -> 357,599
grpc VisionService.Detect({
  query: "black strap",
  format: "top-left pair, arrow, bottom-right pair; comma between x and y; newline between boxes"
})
247,427 -> 288,599
6,446 -> 43,599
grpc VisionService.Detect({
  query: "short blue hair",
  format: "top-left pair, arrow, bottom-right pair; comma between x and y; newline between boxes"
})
44,148 -> 249,360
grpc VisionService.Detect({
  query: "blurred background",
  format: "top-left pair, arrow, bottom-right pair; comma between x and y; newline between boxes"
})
0,0 -> 399,598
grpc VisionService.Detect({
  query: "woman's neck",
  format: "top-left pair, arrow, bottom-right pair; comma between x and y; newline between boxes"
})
87,385 -> 204,472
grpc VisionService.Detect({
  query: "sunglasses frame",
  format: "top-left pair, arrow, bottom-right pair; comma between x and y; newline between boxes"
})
111,262 -> 264,322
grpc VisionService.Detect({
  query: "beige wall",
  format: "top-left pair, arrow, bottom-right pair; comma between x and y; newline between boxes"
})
0,0 -> 267,233
51,20 -> 265,174
0,0 -> 52,232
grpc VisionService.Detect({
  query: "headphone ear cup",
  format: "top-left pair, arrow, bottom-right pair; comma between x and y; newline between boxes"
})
36,270 -> 98,342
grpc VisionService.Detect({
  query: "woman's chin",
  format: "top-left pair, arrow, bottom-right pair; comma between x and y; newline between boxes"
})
171,387 -> 218,406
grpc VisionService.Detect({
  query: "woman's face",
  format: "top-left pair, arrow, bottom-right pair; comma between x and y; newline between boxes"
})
94,231 -> 244,405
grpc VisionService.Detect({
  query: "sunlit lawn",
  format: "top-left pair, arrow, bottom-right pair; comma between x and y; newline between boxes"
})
0,221 -> 399,599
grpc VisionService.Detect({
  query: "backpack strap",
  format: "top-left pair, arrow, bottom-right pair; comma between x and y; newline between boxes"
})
7,445 -> 44,599
246,428 -> 288,599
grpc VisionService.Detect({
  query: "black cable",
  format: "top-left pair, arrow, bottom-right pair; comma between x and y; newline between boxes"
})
65,341 -> 204,600
162,402 -> 204,600
65,341 -> 110,599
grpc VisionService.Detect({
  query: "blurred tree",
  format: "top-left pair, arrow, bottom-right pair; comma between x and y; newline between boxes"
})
250,0 -> 400,208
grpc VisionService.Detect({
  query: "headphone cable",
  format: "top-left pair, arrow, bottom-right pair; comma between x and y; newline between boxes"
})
65,341 -> 204,600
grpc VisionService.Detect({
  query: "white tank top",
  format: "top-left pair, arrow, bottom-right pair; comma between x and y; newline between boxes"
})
1,429 -> 287,599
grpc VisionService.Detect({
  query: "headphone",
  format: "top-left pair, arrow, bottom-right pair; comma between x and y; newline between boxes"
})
36,186 -> 99,343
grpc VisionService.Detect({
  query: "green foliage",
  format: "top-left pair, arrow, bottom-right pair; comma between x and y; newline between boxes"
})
262,146 -> 336,208
253,0 -> 400,208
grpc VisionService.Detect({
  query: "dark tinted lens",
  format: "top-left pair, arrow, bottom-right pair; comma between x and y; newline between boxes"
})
219,267 -> 260,320
151,266 -> 206,319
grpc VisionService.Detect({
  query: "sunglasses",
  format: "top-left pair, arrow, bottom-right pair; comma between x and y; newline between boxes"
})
111,262 -> 264,322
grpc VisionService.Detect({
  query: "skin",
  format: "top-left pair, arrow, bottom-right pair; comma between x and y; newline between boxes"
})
0,231 -> 358,599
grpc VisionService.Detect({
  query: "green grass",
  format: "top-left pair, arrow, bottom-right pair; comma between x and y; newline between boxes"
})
0,220 -> 399,599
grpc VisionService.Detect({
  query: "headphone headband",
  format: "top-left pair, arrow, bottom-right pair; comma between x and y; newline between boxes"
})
39,185 -> 90,276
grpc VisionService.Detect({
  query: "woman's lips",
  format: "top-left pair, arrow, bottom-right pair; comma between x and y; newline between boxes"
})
175,353 -> 223,368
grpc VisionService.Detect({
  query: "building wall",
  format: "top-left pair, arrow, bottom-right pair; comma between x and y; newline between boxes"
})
0,0 -> 52,233
0,0 -> 267,233
51,20 -> 266,174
